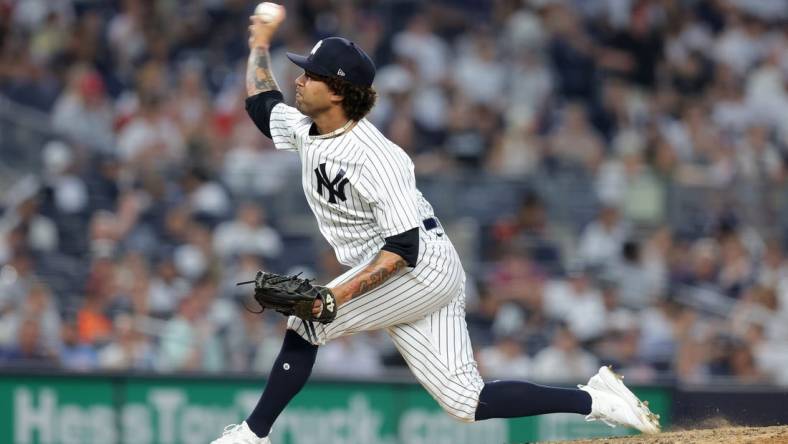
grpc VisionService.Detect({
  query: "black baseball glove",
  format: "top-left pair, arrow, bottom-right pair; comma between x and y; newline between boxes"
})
238,271 -> 337,324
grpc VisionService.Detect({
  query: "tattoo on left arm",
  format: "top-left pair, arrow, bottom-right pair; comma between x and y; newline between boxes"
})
333,250 -> 408,304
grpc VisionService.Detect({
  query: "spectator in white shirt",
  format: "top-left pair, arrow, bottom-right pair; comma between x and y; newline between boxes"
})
391,15 -> 449,85
543,266 -> 607,342
478,334 -> 531,379
578,205 -> 630,269
213,202 -> 282,261
51,67 -> 115,152
116,93 -> 185,172
531,325 -> 598,383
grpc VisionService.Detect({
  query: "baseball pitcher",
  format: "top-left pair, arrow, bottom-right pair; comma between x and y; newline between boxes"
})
211,3 -> 660,443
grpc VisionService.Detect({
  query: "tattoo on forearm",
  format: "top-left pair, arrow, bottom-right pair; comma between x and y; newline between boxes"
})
347,256 -> 408,300
246,47 -> 280,96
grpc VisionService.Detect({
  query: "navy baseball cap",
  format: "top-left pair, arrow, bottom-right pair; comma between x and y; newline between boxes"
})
287,37 -> 376,87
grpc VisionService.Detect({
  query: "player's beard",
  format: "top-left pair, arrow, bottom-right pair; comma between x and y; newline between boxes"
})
295,97 -> 331,119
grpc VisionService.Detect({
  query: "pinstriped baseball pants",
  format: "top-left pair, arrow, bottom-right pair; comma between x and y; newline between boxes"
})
287,235 -> 484,422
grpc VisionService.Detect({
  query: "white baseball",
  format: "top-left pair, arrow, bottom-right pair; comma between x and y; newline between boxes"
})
255,2 -> 281,23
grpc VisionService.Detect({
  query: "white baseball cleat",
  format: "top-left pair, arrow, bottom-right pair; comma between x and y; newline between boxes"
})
578,366 -> 661,434
210,421 -> 271,444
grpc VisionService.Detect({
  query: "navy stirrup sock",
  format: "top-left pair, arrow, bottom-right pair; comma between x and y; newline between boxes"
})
474,380 -> 592,421
246,329 -> 318,437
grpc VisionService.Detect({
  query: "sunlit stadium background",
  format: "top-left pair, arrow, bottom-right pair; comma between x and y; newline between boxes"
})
1,0 -> 788,443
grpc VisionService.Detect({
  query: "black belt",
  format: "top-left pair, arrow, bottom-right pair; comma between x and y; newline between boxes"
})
423,217 -> 439,231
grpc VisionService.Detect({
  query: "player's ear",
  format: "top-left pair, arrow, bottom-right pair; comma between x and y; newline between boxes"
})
328,91 -> 343,105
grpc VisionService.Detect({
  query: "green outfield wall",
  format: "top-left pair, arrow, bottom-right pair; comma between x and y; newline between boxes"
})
0,372 -> 671,444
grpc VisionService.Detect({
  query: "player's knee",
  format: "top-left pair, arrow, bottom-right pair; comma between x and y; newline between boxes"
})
454,412 -> 477,424
443,404 -> 477,423
437,393 -> 480,424
433,371 -> 484,423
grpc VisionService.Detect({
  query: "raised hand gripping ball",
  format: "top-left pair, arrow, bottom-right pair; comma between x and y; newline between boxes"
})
255,2 -> 283,23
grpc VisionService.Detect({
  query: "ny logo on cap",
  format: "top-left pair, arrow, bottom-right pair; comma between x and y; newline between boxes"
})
310,40 -> 323,55
337,68 -> 345,77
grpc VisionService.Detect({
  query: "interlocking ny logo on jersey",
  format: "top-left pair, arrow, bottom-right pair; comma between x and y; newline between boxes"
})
314,163 -> 349,203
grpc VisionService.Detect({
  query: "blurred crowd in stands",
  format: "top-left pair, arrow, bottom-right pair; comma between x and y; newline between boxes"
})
1,0 -> 788,386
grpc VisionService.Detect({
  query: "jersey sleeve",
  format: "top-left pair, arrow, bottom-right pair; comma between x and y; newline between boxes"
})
358,151 -> 423,238
245,91 -> 284,139
268,102 -> 310,152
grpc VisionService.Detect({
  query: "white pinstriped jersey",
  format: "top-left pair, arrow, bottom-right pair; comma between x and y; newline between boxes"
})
269,102 -> 437,266
269,100 -> 485,422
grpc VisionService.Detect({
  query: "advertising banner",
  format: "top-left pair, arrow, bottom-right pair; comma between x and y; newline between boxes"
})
0,374 -> 671,444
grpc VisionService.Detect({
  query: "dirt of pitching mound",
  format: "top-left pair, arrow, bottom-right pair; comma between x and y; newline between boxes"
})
540,425 -> 788,444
